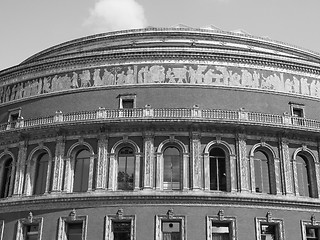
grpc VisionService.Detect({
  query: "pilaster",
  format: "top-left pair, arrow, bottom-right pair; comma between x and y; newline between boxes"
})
13,141 -> 27,196
96,135 -> 108,190
143,132 -> 154,189
236,134 -> 249,192
279,138 -> 294,195
190,132 -> 202,190
51,136 -> 65,193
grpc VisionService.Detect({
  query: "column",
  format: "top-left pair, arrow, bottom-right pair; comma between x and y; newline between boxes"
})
279,138 -> 294,195
51,136 -> 65,193
235,134 -> 249,192
143,132 -> 154,190
95,135 -> 108,190
190,132 -> 202,190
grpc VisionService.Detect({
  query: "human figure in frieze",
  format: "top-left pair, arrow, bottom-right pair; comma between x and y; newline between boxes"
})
125,67 -> 134,84
229,71 -> 241,86
241,69 -> 253,87
71,72 -> 79,88
215,66 -> 230,86
43,77 -> 51,93
37,78 -> 43,95
10,84 -> 17,101
166,68 -> 176,83
79,70 -> 91,87
172,66 -> 187,83
292,76 -> 300,94
284,78 -> 293,93
51,75 -> 59,92
149,65 -> 165,83
252,70 -> 260,88
187,66 -> 196,84
30,80 -> 39,96
301,77 -> 310,95
117,71 -> 126,85
315,81 -> 320,97
93,69 -> 103,86
195,65 -> 206,84
144,66 -> 152,83
138,67 -> 145,83
0,86 -> 4,103
102,69 -> 114,85
15,83 -> 23,99
5,86 -> 11,102
204,69 -> 214,84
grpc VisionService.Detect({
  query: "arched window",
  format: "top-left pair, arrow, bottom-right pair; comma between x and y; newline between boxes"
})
254,151 -> 270,194
1,158 -> 13,198
73,149 -> 90,192
34,153 -> 49,195
209,148 -> 226,191
296,154 -> 311,197
163,147 -> 181,190
117,147 -> 134,190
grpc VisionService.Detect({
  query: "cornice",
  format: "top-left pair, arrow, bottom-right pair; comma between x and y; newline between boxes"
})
1,192 -> 320,213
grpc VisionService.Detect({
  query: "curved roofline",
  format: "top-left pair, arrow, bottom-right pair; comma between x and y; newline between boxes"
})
21,27 -> 320,65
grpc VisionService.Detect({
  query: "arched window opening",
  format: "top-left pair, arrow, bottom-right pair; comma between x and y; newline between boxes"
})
117,147 -> 134,190
209,148 -> 226,191
254,151 -> 270,194
163,147 -> 181,190
73,149 -> 90,192
34,153 -> 49,195
1,158 -> 13,198
296,154 -> 311,197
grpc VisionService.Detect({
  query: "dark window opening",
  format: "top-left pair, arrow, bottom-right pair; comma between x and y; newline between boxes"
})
212,222 -> 230,240
66,222 -> 83,240
113,221 -> 131,240
209,148 -> 226,191
122,99 -> 134,109
306,226 -> 320,240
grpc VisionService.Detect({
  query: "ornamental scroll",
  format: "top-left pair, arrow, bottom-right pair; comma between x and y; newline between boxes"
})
0,64 -> 320,104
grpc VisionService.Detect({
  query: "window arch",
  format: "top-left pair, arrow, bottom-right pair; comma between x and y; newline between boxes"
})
34,153 -> 49,195
73,149 -> 91,192
117,147 -> 135,190
209,148 -> 226,191
163,146 -> 182,190
0,157 -> 13,198
254,150 -> 271,194
296,153 -> 311,197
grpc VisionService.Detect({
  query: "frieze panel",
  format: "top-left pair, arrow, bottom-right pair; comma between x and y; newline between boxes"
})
1,63 -> 320,104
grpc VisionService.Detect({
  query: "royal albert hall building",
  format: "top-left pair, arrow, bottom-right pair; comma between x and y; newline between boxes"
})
1,26 -> 320,240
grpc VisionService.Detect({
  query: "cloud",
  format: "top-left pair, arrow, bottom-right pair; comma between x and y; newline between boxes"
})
84,0 -> 147,33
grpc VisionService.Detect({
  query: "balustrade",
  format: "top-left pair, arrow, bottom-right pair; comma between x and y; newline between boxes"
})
1,107 -> 320,133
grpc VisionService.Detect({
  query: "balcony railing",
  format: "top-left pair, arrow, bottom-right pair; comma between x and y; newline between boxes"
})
1,107 -> 320,133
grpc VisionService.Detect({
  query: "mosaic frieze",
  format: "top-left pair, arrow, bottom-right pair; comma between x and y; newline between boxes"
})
0,64 -> 320,104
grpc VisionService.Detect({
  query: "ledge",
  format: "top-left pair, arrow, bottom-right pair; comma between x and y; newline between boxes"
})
0,107 -> 319,134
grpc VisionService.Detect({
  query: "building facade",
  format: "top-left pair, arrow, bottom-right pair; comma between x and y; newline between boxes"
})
1,26 -> 320,239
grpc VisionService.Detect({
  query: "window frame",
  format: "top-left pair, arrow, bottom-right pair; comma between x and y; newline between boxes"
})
206,210 -> 237,240
57,210 -> 87,240
16,213 -> 43,240
118,94 -> 136,109
117,147 -> 135,191
105,209 -> 136,240
163,146 -> 183,191
255,212 -> 284,240
301,216 -> 320,240
7,107 -> 22,129
209,147 -> 227,192
155,209 -> 186,240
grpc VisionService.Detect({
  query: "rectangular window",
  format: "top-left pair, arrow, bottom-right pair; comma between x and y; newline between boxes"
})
289,102 -> 305,126
207,213 -> 236,240
57,211 -> 87,240
122,99 -> 134,109
212,222 -> 230,240
7,107 -> 22,129
113,221 -> 131,240
301,218 -> 320,240
66,222 -> 83,240
16,214 -> 43,240
162,221 -> 181,240
105,211 -> 135,240
255,214 -> 284,240
306,227 -> 320,240
118,94 -> 136,109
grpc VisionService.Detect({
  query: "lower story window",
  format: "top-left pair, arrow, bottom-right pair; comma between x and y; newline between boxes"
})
16,213 -> 43,240
162,221 -> 181,240
301,216 -> 320,240
113,221 -> 131,240
57,210 -> 87,240
206,211 -> 236,240
66,222 -> 83,240
211,222 -> 230,240
260,224 -> 277,240
255,212 -> 284,240
306,227 -> 320,240
105,209 -> 135,240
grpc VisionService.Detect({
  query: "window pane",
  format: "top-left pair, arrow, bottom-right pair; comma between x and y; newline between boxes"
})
210,148 -> 226,191
254,151 -> 270,194
67,222 -> 82,240
34,153 -> 49,195
162,222 -> 181,240
73,150 -> 90,192
122,99 -> 134,109
306,227 -> 320,239
296,155 -> 310,197
1,158 -> 13,198
26,225 -> 39,240
113,222 -> 131,240
163,147 -> 181,190
118,147 -> 134,190
261,224 -> 276,240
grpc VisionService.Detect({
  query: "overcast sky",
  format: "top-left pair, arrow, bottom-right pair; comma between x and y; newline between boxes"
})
1,0 -> 320,71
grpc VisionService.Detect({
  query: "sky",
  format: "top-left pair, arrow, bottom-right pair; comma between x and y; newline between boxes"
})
0,0 -> 320,71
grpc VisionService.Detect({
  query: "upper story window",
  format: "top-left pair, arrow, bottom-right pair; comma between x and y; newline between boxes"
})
0,156 -> 13,198
117,147 -> 134,190
296,154 -> 311,197
73,149 -> 91,193
118,94 -> 136,109
163,147 -> 181,190
34,153 -> 49,195
209,148 -> 226,191
254,151 -> 270,194
289,102 -> 305,125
